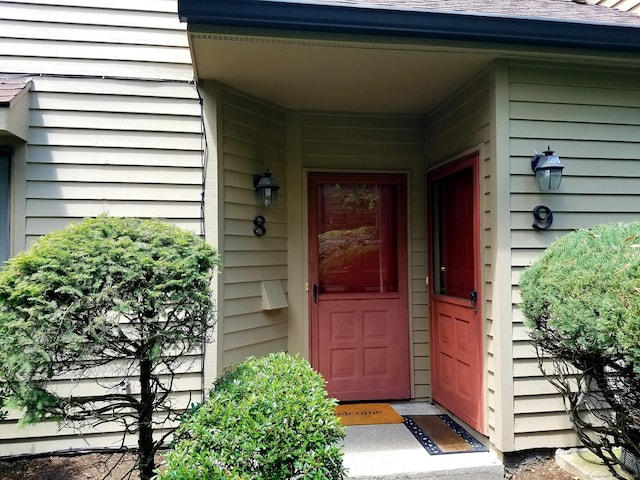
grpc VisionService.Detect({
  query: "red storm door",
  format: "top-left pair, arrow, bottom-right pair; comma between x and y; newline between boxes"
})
428,154 -> 483,432
309,173 -> 410,401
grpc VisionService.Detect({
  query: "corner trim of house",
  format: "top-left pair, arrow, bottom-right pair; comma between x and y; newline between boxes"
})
489,59 -> 516,453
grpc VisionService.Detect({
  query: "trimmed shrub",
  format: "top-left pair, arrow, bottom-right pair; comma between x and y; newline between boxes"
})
0,215 -> 220,480
158,352 -> 345,480
520,221 -> 640,479
520,221 -> 640,370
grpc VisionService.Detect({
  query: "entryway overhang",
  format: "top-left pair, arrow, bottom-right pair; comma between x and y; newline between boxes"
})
186,29 -> 498,113
179,0 -> 640,113
179,0 -> 640,52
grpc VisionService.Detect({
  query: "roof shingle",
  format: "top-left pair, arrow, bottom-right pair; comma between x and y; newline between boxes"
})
0,79 -> 32,108
309,0 -> 640,26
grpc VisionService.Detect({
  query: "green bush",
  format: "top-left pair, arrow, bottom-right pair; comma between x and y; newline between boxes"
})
520,221 -> 640,370
0,215 -> 220,480
520,221 -> 640,478
158,352 -> 345,480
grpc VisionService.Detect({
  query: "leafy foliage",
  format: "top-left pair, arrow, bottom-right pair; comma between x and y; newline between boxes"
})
520,221 -> 640,369
0,215 -> 220,480
159,352 -> 345,480
520,221 -> 640,479
332,184 -> 379,212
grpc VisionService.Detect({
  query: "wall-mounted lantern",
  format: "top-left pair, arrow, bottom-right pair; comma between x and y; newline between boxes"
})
531,147 -> 564,192
253,170 -> 280,207
530,147 -> 564,230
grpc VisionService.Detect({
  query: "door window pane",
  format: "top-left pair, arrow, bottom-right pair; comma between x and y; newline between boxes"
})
431,167 -> 474,298
317,182 -> 398,294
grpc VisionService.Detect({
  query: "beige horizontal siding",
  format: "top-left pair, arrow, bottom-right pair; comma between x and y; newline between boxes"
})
428,73 -> 491,165
0,423 -> 178,456
25,217 -> 202,236
21,76 -> 204,235
509,59 -> 640,450
4,38 -> 189,64
27,146 -> 202,167
223,339 -> 289,369
31,110 -> 200,133
0,1 -> 192,81
218,86 -> 289,369
33,92 -> 200,116
26,164 -> 201,184
0,0 -> 206,456
2,20 -> 186,47
25,196 -> 201,219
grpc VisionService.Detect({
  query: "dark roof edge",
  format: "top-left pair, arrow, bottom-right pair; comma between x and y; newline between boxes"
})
178,0 -> 640,53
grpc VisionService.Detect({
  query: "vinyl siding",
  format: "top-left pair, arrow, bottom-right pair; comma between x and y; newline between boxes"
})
427,70 -> 496,437
0,0 -> 204,456
218,86 -> 289,368
23,77 -> 203,248
508,60 -> 640,450
0,0 -> 192,80
300,111 -> 428,398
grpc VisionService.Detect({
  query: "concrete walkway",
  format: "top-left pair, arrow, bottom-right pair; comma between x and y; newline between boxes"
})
341,402 -> 504,479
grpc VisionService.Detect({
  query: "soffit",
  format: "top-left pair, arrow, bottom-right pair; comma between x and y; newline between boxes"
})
190,33 -> 498,113
183,0 -> 640,113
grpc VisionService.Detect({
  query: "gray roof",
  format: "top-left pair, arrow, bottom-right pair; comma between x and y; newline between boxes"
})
179,0 -> 640,52
310,0 -> 640,26
0,79 -> 32,108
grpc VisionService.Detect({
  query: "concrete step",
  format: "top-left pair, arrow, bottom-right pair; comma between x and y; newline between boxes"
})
341,405 -> 503,480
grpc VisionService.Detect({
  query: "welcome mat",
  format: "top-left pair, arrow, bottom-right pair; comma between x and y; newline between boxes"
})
403,414 -> 488,455
335,403 -> 404,426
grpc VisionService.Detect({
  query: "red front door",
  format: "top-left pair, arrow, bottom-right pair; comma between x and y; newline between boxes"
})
309,174 -> 410,401
428,153 -> 483,431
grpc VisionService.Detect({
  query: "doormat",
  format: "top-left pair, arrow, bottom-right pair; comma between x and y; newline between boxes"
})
403,414 -> 488,455
335,403 -> 404,426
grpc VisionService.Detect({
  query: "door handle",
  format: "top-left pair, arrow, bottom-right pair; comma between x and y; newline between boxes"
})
313,284 -> 318,303
469,290 -> 478,311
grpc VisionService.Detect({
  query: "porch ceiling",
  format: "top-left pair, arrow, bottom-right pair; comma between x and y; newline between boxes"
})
189,32 -> 498,113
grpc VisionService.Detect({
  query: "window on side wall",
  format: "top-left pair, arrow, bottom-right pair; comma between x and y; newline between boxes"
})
0,151 -> 10,266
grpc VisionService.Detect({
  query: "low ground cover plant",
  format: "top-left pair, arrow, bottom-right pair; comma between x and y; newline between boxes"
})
520,221 -> 640,479
158,352 -> 345,480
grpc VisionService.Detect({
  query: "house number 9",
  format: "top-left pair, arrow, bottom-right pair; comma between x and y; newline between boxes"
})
532,205 -> 553,230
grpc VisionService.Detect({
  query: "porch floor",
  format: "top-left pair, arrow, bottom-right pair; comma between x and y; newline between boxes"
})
342,402 -> 503,479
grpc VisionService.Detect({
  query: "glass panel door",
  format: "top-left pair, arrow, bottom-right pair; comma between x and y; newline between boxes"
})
317,182 -> 398,294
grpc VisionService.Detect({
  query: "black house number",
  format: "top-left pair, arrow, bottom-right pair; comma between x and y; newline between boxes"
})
532,205 -> 553,230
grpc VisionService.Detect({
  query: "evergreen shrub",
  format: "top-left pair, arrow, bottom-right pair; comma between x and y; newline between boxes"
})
158,352 -> 345,480
520,221 -> 640,369
0,215 -> 220,480
520,221 -> 640,479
